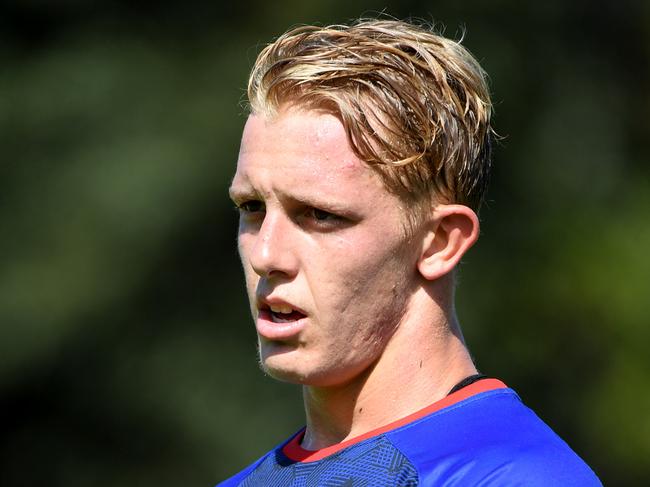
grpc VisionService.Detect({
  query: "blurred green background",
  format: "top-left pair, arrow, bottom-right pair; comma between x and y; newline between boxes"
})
1,0 -> 648,485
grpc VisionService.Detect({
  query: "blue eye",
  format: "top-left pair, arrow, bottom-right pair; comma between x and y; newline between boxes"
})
306,208 -> 344,225
238,200 -> 265,213
312,208 -> 334,221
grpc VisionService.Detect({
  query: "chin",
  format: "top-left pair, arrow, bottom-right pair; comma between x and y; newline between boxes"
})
259,345 -> 309,384
259,353 -> 328,385
259,340 -> 375,387
261,355 -> 364,388
261,360 -> 312,385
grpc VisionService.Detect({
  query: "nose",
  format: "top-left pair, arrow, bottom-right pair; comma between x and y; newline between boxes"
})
246,212 -> 298,279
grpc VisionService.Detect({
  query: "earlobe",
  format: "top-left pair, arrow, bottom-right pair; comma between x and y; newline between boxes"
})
417,205 -> 480,281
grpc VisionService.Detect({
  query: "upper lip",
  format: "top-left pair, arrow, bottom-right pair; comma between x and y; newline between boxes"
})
257,295 -> 307,315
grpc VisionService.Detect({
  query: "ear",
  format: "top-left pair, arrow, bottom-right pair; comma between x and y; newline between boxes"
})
417,205 -> 480,281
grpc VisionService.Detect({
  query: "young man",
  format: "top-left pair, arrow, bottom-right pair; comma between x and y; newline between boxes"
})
221,19 -> 601,486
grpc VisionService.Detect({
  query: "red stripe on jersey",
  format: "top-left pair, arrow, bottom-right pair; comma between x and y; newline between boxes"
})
283,378 -> 507,463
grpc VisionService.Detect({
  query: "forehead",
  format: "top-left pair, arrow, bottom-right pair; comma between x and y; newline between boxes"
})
232,107 -> 385,198
241,108 -> 352,161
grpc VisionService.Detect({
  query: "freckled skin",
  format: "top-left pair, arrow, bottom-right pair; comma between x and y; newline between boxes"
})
230,106 -> 422,387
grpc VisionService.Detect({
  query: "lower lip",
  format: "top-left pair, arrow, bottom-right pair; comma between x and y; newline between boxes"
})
256,309 -> 307,340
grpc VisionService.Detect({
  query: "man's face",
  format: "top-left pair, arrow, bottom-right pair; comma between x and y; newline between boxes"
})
230,105 -> 422,387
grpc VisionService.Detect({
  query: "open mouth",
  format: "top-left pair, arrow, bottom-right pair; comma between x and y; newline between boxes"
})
256,301 -> 308,340
268,305 -> 306,323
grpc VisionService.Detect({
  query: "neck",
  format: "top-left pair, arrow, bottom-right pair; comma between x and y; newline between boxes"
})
300,288 -> 476,450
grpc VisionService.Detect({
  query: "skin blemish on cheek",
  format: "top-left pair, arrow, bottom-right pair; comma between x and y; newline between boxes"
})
333,234 -> 356,249
340,159 -> 358,170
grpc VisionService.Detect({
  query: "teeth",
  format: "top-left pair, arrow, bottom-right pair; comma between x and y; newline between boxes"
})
270,304 -> 293,314
274,315 -> 294,323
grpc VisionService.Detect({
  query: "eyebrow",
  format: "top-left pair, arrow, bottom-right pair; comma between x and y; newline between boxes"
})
278,189 -> 359,219
229,182 -> 358,218
228,180 -> 258,203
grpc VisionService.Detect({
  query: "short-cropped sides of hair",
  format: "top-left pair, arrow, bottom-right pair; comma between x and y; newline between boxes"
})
247,19 -> 494,212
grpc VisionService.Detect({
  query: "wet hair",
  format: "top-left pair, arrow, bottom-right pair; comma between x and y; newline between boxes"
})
247,19 -> 494,213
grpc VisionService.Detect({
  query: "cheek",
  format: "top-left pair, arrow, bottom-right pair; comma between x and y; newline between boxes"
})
315,235 -> 413,315
237,238 -> 259,295
237,232 -> 250,262
337,228 -> 412,278
238,233 -> 255,269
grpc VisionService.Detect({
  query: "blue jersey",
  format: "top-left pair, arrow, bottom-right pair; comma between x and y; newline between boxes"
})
218,379 -> 601,486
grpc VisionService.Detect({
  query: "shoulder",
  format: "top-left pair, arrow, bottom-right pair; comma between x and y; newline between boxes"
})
215,431 -> 298,487
386,387 -> 602,486
215,453 -> 268,487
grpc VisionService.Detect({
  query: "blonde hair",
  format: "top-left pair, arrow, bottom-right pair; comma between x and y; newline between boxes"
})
247,19 -> 494,211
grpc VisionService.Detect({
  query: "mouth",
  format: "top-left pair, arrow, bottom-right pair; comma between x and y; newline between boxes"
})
266,304 -> 307,323
256,301 -> 308,340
